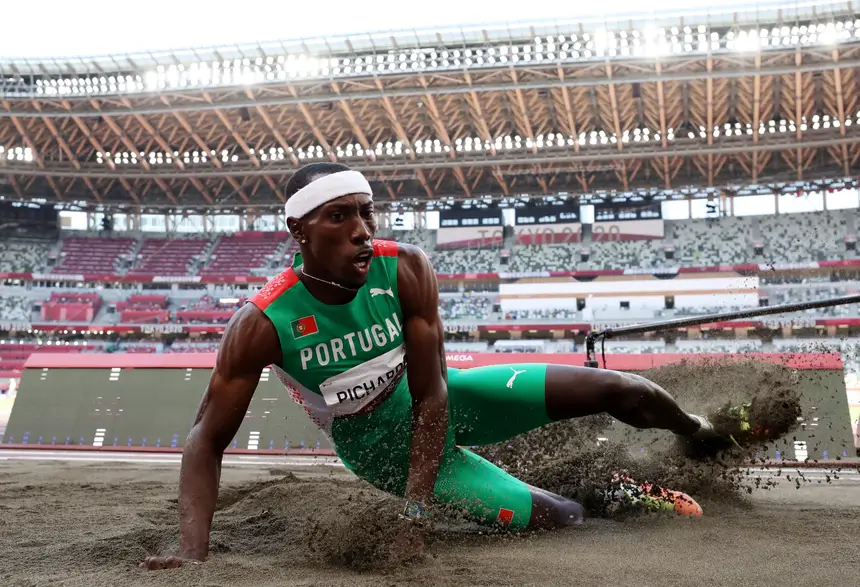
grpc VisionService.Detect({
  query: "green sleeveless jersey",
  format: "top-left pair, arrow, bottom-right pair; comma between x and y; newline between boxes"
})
249,239 -> 407,434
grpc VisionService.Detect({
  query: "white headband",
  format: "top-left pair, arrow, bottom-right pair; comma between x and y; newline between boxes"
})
284,170 -> 373,219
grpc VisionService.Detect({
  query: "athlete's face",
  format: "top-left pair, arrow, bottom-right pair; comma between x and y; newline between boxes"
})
296,192 -> 377,288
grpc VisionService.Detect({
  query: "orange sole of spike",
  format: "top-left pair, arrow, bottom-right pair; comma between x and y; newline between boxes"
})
639,482 -> 704,517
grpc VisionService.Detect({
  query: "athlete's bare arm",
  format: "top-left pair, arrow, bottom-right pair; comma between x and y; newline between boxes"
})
141,303 -> 281,569
397,243 -> 449,505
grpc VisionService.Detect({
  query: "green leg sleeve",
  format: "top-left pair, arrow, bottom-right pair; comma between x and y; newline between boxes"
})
447,364 -> 551,446
434,446 -> 533,530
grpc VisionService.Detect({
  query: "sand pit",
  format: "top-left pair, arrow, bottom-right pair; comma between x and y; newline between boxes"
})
1,357 -> 858,586
1,460 -> 858,587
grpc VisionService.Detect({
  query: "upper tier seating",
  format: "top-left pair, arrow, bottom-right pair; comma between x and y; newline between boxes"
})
505,308 -> 578,320
1,296 -> 32,322
376,229 -> 436,252
757,210 -> 852,264
431,249 -> 499,274
508,244 -> 579,273
53,236 -> 136,274
586,240 -> 667,270
128,237 -> 211,276
669,216 -> 755,267
439,296 -> 493,320
200,232 -> 288,275
0,238 -> 51,273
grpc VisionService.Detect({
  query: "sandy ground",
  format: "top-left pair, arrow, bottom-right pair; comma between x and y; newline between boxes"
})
1,457 -> 858,587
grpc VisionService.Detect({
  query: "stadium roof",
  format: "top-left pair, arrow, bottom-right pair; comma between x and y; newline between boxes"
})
1,0 -> 859,211
0,0 -> 819,61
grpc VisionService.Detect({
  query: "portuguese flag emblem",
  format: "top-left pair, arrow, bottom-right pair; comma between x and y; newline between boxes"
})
290,315 -> 319,339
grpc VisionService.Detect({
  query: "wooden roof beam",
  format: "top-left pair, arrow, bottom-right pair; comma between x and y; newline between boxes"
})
87,103 -> 150,171
492,167 -> 510,196
604,63 -> 629,190
89,104 -> 177,204
794,50 -> 804,180
244,89 -> 300,167
287,86 -> 335,161
126,114 -> 185,171
162,104 -> 223,169
383,180 -> 398,200
122,106 -> 219,204
118,178 -> 141,204
654,62 -> 671,188
32,102 -> 102,202
508,69 -> 537,154
208,106 -> 260,167
417,77 -> 470,197
257,176 -> 282,202
2,104 -> 45,167
418,76 -> 453,152
163,103 -> 250,202
31,103 -> 77,170
70,117 -> 115,170
831,49 -> 850,177
330,83 -> 375,162
189,178 -> 216,204
203,96 -> 281,198
8,175 -> 24,200
197,95 -> 290,200
372,79 -> 434,199
416,169 -> 434,199
376,90 -> 414,156
224,176 -> 251,204
706,56 -> 715,185
451,167 -> 471,198
45,177 -> 63,201
153,178 -> 178,204
67,112 -> 140,204
751,55 -> 762,183
462,72 -> 496,156
556,65 -> 581,153
1,102 -> 63,201
462,72 -> 511,194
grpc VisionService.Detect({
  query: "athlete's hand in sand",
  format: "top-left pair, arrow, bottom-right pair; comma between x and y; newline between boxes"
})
139,556 -> 201,570
391,523 -> 426,561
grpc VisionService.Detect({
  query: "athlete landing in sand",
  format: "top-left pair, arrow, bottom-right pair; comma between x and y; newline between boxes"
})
142,163 -> 745,570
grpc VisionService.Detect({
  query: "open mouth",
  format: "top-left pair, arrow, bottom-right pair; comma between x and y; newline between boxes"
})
352,249 -> 373,273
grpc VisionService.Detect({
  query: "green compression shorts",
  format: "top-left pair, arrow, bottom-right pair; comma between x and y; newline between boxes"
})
330,364 -> 551,530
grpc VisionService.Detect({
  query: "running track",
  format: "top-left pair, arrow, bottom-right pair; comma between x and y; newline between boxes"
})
0,449 -> 858,483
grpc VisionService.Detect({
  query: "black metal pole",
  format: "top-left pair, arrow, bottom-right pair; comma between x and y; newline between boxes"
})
584,293 -> 860,368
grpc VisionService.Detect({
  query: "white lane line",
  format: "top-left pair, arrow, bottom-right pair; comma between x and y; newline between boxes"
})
0,455 -> 184,464
0,456 -> 342,467
0,450 -> 344,468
